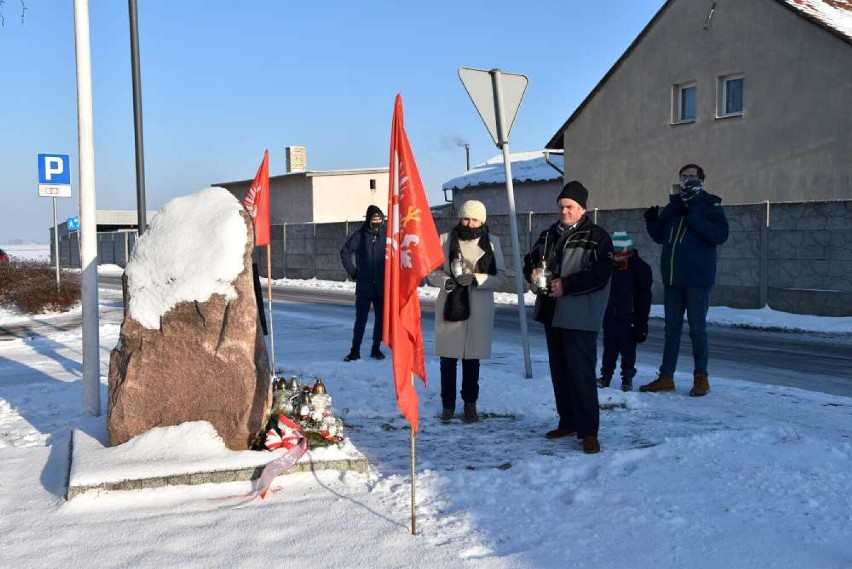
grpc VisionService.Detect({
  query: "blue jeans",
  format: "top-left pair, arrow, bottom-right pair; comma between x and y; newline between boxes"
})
661,285 -> 711,376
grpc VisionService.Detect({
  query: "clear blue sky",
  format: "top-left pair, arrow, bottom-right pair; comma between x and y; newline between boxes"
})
0,0 -> 665,243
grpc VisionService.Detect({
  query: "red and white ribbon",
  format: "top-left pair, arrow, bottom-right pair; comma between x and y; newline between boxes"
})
257,414 -> 308,499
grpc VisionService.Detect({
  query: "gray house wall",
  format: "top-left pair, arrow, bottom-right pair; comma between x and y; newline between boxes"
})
451,180 -> 563,217
224,178 -> 313,224
558,0 -> 852,208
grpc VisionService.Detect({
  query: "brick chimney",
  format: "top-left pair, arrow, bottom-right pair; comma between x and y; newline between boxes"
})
285,146 -> 306,173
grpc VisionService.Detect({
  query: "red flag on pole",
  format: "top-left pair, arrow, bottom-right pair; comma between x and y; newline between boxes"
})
383,94 -> 444,434
242,149 -> 270,246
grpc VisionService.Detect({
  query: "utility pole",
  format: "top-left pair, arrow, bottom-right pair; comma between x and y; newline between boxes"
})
129,0 -> 147,234
74,0 -> 101,415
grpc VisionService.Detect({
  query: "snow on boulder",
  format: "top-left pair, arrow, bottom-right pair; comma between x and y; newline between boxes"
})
107,187 -> 272,450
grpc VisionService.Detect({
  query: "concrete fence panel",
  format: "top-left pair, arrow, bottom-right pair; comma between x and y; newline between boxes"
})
58,199 -> 852,316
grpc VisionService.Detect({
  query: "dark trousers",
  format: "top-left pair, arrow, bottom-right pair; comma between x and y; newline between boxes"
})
601,321 -> 637,379
352,290 -> 383,352
544,324 -> 599,438
440,357 -> 480,410
661,285 -> 710,376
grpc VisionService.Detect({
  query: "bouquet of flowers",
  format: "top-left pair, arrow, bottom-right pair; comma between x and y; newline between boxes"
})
257,376 -> 345,450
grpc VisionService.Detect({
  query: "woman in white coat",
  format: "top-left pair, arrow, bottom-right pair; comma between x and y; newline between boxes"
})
426,200 -> 507,423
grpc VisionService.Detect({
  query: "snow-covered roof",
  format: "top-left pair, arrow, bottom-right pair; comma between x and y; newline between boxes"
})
785,0 -> 852,41
442,150 -> 563,191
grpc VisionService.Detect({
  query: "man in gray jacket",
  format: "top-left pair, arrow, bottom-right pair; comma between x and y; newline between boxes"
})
524,181 -> 613,454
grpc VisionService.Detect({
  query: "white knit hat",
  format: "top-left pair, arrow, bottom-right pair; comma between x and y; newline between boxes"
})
612,231 -> 634,253
459,200 -> 487,223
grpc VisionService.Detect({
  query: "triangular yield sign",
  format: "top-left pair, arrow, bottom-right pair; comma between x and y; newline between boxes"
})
459,67 -> 528,147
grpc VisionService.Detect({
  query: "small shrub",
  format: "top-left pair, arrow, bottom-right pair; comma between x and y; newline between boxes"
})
0,259 -> 81,314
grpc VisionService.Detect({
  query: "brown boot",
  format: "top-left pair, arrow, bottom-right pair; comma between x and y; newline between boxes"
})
440,408 -> 454,422
639,374 -> 675,392
690,373 -> 710,397
463,403 -> 479,423
582,436 -> 601,454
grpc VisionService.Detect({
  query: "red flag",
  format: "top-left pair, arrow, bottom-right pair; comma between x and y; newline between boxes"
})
383,94 -> 444,434
242,149 -> 270,246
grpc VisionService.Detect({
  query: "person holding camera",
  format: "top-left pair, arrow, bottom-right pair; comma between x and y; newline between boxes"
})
640,164 -> 728,396
427,200 -> 506,423
523,181 -> 612,454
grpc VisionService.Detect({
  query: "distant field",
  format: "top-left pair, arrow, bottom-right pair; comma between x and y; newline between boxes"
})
1,244 -> 50,261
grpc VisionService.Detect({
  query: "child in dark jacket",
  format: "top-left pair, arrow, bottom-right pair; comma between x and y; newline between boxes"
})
598,231 -> 652,391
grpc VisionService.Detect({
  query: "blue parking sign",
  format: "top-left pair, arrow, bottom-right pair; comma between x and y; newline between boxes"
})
38,154 -> 71,185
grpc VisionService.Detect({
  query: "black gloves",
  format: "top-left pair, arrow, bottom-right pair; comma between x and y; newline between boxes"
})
634,322 -> 648,344
454,273 -> 476,287
445,274 -> 474,291
643,205 -> 660,223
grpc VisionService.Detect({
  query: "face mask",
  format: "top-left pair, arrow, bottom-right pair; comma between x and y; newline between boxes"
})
679,178 -> 703,198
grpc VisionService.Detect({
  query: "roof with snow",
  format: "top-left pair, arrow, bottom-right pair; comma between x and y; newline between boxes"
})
442,150 -> 563,191
546,0 -> 852,149
785,0 -> 852,41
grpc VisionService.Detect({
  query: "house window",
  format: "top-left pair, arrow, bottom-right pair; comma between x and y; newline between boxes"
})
718,74 -> 744,117
673,82 -> 696,123
369,178 -> 376,190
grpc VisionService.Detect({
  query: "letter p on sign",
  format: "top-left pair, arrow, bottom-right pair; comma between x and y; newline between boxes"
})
38,154 -> 71,185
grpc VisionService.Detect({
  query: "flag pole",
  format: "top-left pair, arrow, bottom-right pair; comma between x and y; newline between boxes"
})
266,243 -> 275,374
410,427 -> 417,534
410,393 -> 417,534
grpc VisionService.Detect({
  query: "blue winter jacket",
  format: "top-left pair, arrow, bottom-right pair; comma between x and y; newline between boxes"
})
340,222 -> 386,296
646,191 -> 728,287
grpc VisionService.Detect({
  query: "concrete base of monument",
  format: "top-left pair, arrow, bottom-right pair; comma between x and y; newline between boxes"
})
66,421 -> 368,500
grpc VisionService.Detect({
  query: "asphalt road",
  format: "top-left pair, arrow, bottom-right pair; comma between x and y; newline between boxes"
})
97,275 -> 852,398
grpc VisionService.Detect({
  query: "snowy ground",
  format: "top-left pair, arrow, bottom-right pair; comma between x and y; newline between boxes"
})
0,242 -> 51,261
0,276 -> 851,568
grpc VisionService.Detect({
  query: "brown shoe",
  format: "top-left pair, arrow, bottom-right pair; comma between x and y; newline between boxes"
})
463,403 -> 479,423
639,374 -> 675,392
440,408 -> 454,422
690,373 -> 710,397
545,428 -> 577,439
582,436 -> 601,454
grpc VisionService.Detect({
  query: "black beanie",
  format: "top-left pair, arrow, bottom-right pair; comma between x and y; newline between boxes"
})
557,181 -> 588,209
365,205 -> 384,221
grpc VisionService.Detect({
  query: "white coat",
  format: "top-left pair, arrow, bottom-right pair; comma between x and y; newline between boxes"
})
426,232 -> 507,359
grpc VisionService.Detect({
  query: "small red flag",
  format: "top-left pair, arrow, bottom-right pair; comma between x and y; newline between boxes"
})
383,95 -> 444,434
242,149 -> 270,246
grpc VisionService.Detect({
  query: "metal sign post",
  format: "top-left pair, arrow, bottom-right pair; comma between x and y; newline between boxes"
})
38,153 -> 73,289
53,198 -> 60,288
459,67 -> 533,378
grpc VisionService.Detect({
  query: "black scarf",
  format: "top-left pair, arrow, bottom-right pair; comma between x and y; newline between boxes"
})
444,224 -> 497,322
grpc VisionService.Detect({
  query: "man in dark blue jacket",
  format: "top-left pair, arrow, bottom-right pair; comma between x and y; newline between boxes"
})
640,164 -> 728,396
340,205 -> 386,361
